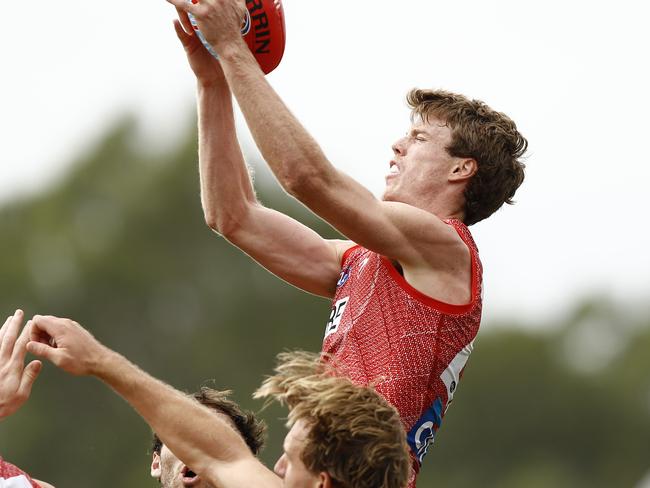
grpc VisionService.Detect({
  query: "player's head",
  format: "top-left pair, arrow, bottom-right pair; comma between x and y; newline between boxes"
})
390,88 -> 527,225
255,351 -> 411,488
150,387 -> 266,488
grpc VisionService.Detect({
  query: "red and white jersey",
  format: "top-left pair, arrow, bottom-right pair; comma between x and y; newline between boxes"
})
322,219 -> 482,485
0,458 -> 39,488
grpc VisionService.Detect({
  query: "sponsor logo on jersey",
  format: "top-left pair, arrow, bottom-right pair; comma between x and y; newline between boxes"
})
337,266 -> 351,287
325,296 -> 349,338
407,397 -> 443,464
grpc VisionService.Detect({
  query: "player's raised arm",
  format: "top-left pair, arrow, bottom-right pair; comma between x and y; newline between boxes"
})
26,315 -> 280,488
173,10 -> 348,298
168,0 -> 478,277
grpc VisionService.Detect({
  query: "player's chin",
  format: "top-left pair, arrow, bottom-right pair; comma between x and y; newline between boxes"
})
381,188 -> 396,202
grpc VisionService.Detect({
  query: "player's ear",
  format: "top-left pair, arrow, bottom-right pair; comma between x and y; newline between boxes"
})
318,471 -> 334,488
151,452 -> 162,479
450,158 -> 477,182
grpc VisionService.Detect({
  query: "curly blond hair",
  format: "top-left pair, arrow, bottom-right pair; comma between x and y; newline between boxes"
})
254,351 -> 411,488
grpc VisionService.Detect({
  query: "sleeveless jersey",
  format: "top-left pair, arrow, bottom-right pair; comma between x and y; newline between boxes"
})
0,458 -> 39,488
322,219 -> 483,486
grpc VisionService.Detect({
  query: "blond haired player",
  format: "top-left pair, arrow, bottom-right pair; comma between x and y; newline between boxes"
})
26,315 -> 411,488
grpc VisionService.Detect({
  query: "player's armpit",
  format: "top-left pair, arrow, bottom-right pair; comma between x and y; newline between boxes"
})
222,203 -> 353,299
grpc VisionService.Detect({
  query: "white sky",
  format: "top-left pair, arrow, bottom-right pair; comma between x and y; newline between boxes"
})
1,0 -> 649,325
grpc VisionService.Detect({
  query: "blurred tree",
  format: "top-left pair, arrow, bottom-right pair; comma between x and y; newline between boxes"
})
0,119 -> 648,487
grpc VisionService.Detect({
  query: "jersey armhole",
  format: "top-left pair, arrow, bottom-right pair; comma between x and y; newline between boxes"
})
446,219 -> 481,304
379,220 -> 480,314
340,244 -> 361,266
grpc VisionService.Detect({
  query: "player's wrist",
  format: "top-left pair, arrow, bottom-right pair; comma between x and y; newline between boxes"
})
89,346 -> 122,379
196,74 -> 229,92
217,37 -> 258,70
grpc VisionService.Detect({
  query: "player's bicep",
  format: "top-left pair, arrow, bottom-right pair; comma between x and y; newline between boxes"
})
225,204 -> 351,298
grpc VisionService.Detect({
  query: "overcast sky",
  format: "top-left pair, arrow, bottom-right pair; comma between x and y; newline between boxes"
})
1,0 -> 648,325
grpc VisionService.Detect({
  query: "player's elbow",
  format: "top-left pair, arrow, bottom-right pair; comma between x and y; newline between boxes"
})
275,146 -> 333,198
204,213 -> 222,234
205,214 -> 238,238
204,202 -> 256,241
282,165 -> 330,201
204,209 -> 243,238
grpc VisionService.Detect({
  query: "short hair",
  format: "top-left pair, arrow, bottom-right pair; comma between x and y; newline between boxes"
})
407,88 -> 527,225
255,351 -> 411,488
151,387 -> 266,456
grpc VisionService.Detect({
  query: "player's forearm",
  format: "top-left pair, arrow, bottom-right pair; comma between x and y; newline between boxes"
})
197,82 -> 257,235
94,349 -> 248,481
217,42 -> 338,198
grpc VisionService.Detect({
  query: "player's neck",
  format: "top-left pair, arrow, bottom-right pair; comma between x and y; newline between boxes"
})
422,196 -> 466,223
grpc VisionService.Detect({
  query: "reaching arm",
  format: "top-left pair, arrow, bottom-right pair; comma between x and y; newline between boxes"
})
174,13 -> 347,298
168,0 -> 469,284
26,316 -> 280,488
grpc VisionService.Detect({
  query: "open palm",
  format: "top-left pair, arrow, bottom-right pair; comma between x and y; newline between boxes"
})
0,310 -> 41,420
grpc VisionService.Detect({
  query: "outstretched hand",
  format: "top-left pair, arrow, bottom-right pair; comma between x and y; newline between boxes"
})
27,315 -> 109,377
166,0 -> 247,53
0,310 -> 42,420
173,8 -> 227,87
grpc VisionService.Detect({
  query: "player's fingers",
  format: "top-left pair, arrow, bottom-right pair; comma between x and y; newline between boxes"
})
30,315 -> 67,340
0,315 -> 13,344
26,341 -> 59,364
176,7 -> 195,35
18,360 -> 42,400
0,310 -> 23,360
173,19 -> 193,47
11,320 -> 33,364
167,0 -> 199,16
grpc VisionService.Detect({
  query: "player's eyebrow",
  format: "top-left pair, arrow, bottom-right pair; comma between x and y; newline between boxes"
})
409,128 -> 428,137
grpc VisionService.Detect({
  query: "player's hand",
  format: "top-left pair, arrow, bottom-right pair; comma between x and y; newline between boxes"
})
0,310 -> 42,420
173,9 -> 227,88
26,315 -> 109,377
167,0 -> 247,52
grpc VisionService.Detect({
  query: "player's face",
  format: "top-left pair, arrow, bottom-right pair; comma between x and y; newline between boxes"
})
274,420 -> 324,488
383,118 -> 457,205
151,445 -> 208,488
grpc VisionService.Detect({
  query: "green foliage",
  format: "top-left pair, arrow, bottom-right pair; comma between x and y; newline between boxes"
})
0,120 -> 648,487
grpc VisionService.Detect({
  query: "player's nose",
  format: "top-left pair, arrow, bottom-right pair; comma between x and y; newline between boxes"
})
392,136 -> 406,156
